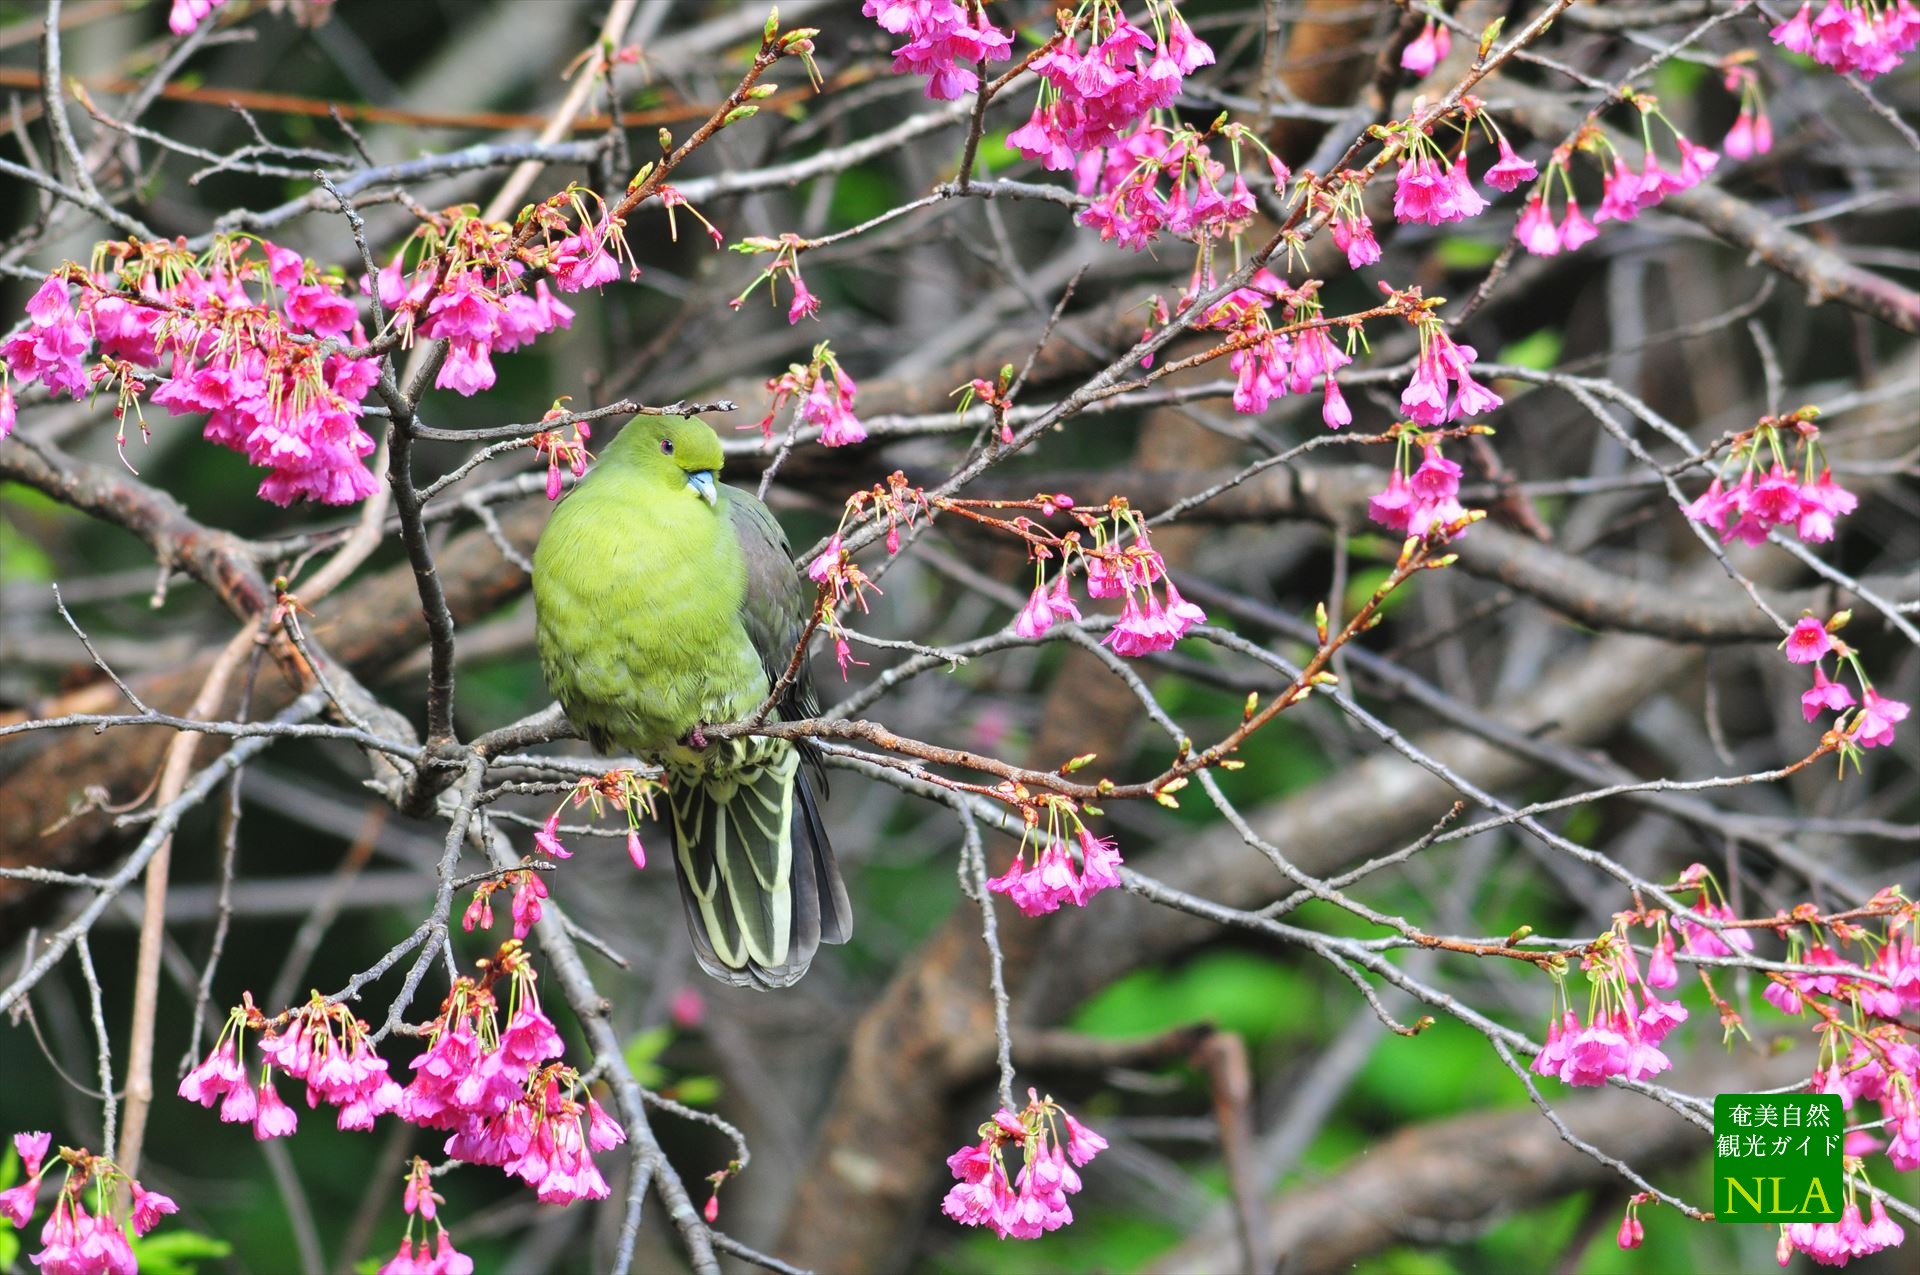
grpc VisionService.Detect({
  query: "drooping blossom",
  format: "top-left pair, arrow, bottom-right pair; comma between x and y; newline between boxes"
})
6,241 -> 391,504
942,1091 -> 1105,1239
545,220 -> 626,292
759,343 -> 865,447
169,0 -> 227,35
1853,688 -> 1910,749
256,994 -> 404,1132
1722,108 -> 1774,161
1392,154 -> 1485,226
1770,0 -> 1920,79
1399,18 -> 1450,77
1802,668 -> 1857,722
1483,138 -> 1539,192
987,819 -> 1124,917
1683,415 -> 1855,547
380,1157 -> 478,1275
1399,327 -> 1501,425
1007,1 -> 1215,166
1536,921 -> 1688,1090
803,361 -> 866,446
864,0 -> 1013,100
1368,437 -> 1477,542
0,1131 -> 178,1269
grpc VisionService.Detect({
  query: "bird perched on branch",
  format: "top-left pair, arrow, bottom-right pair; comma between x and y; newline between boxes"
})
532,415 -> 850,987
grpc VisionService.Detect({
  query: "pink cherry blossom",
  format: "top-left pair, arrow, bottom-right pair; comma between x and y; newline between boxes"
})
1853,688 -> 1910,748
1785,617 -> 1833,664
1483,138 -> 1538,193
1399,20 -> 1450,77
169,0 -> 226,34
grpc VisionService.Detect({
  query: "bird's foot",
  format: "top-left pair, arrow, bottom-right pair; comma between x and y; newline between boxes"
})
682,724 -> 710,751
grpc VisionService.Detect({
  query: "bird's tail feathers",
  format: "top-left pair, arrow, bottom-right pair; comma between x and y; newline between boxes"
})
668,743 -> 849,990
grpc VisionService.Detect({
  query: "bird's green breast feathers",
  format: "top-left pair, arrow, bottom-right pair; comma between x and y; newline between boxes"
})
532,464 -> 766,757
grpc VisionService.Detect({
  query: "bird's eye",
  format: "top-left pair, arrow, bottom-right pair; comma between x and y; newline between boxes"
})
660,439 -> 674,456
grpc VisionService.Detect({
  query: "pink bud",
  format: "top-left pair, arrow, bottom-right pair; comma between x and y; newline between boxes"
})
671,988 -> 706,1029
627,829 -> 646,870
546,463 -> 563,502
704,1195 -> 720,1223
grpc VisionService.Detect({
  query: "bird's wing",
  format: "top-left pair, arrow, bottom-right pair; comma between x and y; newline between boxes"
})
726,490 -> 822,721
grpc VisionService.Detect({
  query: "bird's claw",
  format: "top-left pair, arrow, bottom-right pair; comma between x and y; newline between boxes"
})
683,724 -> 710,751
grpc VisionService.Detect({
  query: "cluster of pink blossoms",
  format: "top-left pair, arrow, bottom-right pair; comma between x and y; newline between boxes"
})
1683,410 -> 1857,546
4,241 -> 383,505
1670,864 -> 1756,962
986,804 -> 1123,917
1516,100 -> 1717,257
1383,102 -> 1537,230
181,947 -> 627,1209
167,0 -> 225,34
1398,319 -> 1502,425
366,207 -> 589,397
0,1131 -> 177,1275
377,1157 -> 476,1275
1721,62 -> 1776,161
1760,905 -> 1919,1266
862,0 -> 1012,100
1191,269 -> 1353,426
1659,869 -> 1920,1237
181,992 -> 399,1137
1015,520 -> 1207,657
1368,440 -> 1475,541
1074,121 -> 1278,253
1772,0 -> 1920,79
399,946 -> 623,1203
1761,903 -> 1920,1168
1533,919 -> 1689,1088
942,1091 -> 1108,1239
1778,1188 -> 1906,1267
526,775 -> 652,875
1783,614 -> 1909,752
1008,0 -> 1214,168
758,342 -> 865,447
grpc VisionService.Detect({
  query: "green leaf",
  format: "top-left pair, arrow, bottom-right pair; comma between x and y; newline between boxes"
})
129,1229 -> 234,1275
624,1025 -> 673,1087
1072,951 -> 1317,1045
1498,329 -> 1562,372
976,130 -> 1021,174
667,1074 -> 722,1106
1435,236 -> 1502,269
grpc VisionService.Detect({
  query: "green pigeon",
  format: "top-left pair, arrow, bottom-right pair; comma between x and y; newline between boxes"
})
531,415 -> 850,988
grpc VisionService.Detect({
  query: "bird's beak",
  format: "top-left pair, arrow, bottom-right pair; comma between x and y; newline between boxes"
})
686,470 -> 718,507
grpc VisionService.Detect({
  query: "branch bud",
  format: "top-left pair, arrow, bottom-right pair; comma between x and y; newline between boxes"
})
723,104 -> 761,126
1061,752 -> 1097,774
763,7 -> 780,43
1478,17 -> 1505,60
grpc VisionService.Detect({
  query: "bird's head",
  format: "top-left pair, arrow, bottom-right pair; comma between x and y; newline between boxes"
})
601,414 -> 725,507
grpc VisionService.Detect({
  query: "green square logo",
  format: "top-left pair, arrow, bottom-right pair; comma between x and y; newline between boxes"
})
1713,1094 -> 1843,1222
